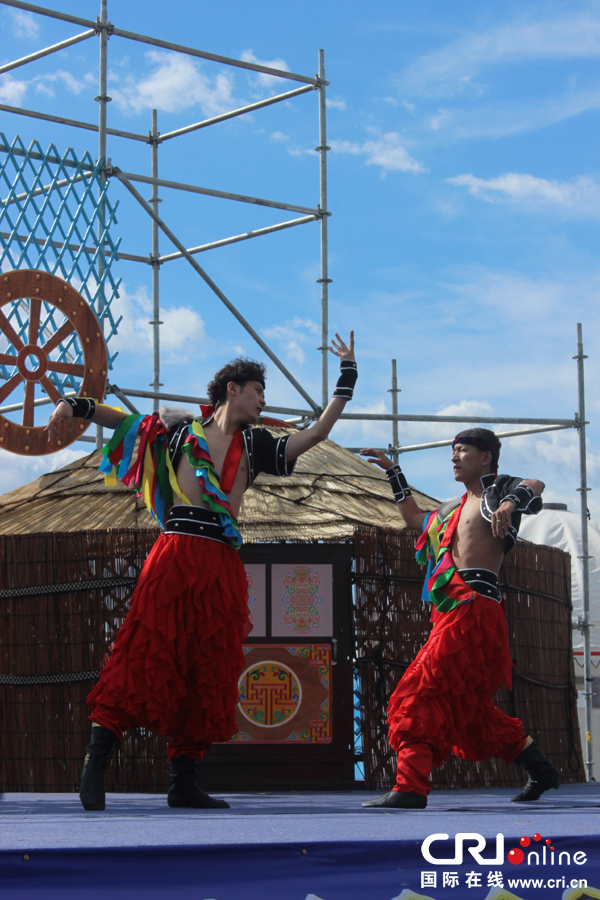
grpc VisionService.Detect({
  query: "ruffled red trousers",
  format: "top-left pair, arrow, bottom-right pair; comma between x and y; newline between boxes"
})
87,533 -> 251,760
388,594 -> 526,795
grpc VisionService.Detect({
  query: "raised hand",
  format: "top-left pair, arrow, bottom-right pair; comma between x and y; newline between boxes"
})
329,331 -> 355,362
360,448 -> 395,471
44,399 -> 72,443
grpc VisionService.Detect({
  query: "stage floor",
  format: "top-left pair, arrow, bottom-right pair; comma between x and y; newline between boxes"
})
1,782 -> 599,850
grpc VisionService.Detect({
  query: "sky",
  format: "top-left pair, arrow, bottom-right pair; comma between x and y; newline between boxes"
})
0,0 -> 599,516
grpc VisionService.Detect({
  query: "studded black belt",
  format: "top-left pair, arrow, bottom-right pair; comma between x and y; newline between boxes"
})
164,505 -> 230,545
458,568 -> 501,602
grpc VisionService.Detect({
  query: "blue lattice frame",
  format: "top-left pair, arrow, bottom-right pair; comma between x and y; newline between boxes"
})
0,133 -> 121,393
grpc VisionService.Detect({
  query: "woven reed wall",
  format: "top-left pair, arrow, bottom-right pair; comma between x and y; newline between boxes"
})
0,526 -> 584,793
0,529 -> 165,793
353,526 -> 585,791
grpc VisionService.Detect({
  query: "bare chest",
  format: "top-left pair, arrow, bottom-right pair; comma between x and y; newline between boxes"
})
205,426 -> 249,508
175,423 -> 249,516
452,495 -> 504,571
455,496 -> 490,544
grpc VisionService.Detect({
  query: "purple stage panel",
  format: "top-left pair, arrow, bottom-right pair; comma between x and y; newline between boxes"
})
0,838 -> 598,900
0,785 -> 598,899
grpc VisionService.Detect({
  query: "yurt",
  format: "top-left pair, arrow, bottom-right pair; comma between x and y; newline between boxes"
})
520,503 -> 600,770
0,441 -> 584,793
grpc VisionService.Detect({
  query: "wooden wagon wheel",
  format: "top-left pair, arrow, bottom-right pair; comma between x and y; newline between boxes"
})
0,269 -> 108,456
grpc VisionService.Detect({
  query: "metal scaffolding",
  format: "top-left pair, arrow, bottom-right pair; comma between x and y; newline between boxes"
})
0,0 -> 593,778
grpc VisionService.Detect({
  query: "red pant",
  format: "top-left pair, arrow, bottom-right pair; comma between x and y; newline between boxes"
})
87,532 -> 251,760
388,595 -> 526,795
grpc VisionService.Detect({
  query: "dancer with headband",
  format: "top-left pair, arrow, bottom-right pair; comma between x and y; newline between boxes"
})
360,428 -> 559,809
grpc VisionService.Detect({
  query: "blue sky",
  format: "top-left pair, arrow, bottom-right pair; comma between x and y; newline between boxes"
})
0,0 -> 599,515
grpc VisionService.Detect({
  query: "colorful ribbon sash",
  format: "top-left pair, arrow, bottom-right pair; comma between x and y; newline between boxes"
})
415,495 -> 475,612
100,414 -> 242,548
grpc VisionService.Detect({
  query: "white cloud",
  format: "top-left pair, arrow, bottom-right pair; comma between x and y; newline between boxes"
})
430,108 -> 454,131
111,284 -> 207,364
0,445 -> 88,498
436,399 -> 494,418
506,431 -> 600,479
270,131 -> 289,142
439,84 -> 600,141
7,9 -> 39,39
0,66 -> 108,108
262,317 -> 319,365
354,400 -> 387,415
447,172 -> 600,213
240,50 -> 290,89
326,97 -> 347,110
111,51 -> 234,115
34,70 -> 87,97
0,73 -> 28,106
161,307 -> 207,360
444,269 -> 573,327
397,400 -> 497,448
401,11 -> 600,97
51,447 -> 90,472
330,132 -> 427,175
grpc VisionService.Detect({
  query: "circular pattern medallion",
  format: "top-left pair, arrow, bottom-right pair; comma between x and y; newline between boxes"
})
0,270 -> 108,456
237,660 -> 302,728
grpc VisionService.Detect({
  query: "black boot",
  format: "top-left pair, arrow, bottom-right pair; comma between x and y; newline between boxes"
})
362,790 -> 427,810
167,757 -> 229,809
512,740 -> 560,802
79,725 -> 119,811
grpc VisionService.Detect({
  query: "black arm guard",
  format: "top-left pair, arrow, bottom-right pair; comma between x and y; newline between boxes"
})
59,396 -> 97,420
502,482 -> 543,514
386,463 -> 413,503
243,427 -> 297,485
332,360 -> 358,401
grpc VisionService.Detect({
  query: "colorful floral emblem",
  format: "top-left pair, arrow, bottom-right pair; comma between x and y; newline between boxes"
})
246,569 -> 256,624
237,661 -> 302,727
280,565 -> 324,634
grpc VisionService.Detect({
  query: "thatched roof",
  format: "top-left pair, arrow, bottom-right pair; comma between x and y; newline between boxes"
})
239,435 -> 439,542
0,431 -> 439,540
0,450 -> 156,534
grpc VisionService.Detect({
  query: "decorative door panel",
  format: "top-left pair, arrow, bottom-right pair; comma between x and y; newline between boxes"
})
244,564 -> 266,638
271,563 -> 333,637
206,544 -> 355,791
229,643 -> 331,744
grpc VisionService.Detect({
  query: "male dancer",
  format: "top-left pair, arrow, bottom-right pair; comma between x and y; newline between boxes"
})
45,333 -> 356,811
360,429 -> 560,809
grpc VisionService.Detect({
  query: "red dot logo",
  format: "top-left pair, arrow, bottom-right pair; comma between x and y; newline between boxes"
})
533,833 -> 542,842
520,836 -> 531,847
545,839 -> 551,845
508,848 -> 525,865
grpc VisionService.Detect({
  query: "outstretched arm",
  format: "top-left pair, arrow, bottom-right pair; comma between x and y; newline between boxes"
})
44,397 -> 128,444
287,331 -> 356,462
492,477 -> 545,539
360,448 -> 427,532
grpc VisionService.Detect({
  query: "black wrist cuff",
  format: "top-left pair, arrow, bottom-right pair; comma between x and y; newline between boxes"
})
386,463 -> 412,503
60,397 -> 97,420
332,360 -> 358,400
503,483 -> 542,514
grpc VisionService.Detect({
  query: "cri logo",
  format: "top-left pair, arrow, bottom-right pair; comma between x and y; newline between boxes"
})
421,833 -> 504,865
421,833 -> 587,867
508,833 -> 551,865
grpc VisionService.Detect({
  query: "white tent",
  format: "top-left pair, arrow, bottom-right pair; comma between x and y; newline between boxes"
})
519,506 -> 600,650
